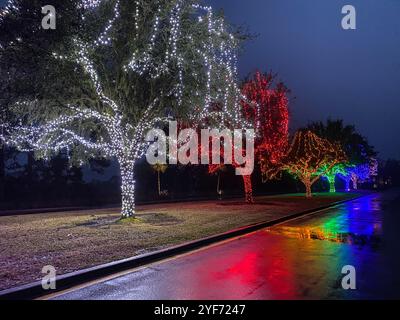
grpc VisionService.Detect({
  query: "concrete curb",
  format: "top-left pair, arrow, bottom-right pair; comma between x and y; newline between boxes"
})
0,194 -> 365,300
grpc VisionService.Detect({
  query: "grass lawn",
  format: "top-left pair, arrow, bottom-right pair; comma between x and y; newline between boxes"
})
0,192 -> 360,291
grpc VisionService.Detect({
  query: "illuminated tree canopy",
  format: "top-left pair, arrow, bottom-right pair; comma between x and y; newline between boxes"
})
308,119 -> 377,193
208,71 -> 290,204
318,163 -> 350,193
265,130 -> 347,198
338,159 -> 378,191
0,0 -> 244,217
241,71 -> 290,165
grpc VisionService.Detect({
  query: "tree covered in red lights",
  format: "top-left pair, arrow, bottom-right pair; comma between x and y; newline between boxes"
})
241,71 -> 290,165
209,71 -> 290,203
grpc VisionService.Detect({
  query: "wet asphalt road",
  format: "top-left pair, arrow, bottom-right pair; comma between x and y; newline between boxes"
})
53,190 -> 400,300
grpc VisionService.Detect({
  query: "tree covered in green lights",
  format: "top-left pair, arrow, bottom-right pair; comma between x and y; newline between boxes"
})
318,163 -> 352,193
264,130 -> 347,198
308,119 -> 376,192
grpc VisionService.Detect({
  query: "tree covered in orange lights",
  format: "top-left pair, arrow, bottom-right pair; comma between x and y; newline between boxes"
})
264,130 -> 347,198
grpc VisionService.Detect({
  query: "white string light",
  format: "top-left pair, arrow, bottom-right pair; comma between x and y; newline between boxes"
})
78,0 -> 102,10
0,0 -> 18,23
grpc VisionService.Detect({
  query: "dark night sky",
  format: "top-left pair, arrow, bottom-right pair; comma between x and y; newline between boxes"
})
1,0 -> 399,159
206,0 -> 400,160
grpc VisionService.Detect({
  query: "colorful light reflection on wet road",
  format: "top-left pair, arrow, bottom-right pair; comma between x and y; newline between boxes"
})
53,191 -> 400,300
270,194 -> 383,246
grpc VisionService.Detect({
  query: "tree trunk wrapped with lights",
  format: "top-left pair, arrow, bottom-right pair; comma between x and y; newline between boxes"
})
0,0 -> 245,217
241,175 -> 253,203
119,158 -> 136,218
350,164 -> 371,190
338,160 -> 377,192
318,163 -> 349,193
326,176 -> 336,193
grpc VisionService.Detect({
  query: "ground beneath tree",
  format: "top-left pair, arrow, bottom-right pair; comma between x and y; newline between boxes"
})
0,193 -> 359,291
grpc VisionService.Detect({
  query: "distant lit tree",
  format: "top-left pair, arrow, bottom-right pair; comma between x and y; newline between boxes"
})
351,164 -> 369,190
206,72 -> 290,203
318,163 -> 349,193
208,72 -> 290,203
151,162 -> 168,197
308,119 -> 377,192
242,71 -> 290,166
338,159 -> 377,191
265,130 -> 347,198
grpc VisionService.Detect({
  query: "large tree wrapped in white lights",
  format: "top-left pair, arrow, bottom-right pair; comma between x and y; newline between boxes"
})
0,0 -> 244,218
